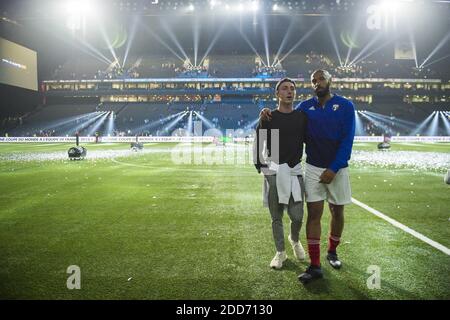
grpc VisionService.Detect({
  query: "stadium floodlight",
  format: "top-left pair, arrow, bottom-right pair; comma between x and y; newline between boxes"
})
188,4 -> 195,12
273,4 -> 279,11
87,112 -> 110,137
65,0 -> 92,15
160,19 -> 190,62
235,4 -> 244,12
279,19 -> 324,63
419,32 -> 450,68
186,111 -> 193,136
105,112 -> 115,137
354,111 -> 366,136
326,18 -> 343,67
193,111 -> 215,130
251,1 -> 259,12
139,20 -> 185,62
132,111 -> 185,135
439,111 -> 450,135
426,111 -> 440,136
410,111 -> 436,136
358,111 -> 392,134
364,111 -> 417,133
273,17 -> 295,65
379,1 -> 399,13
161,111 -> 189,134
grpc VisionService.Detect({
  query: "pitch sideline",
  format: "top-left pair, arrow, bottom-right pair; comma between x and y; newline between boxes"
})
351,197 -> 450,256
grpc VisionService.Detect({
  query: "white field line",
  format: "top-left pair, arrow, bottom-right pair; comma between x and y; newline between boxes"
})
351,197 -> 450,256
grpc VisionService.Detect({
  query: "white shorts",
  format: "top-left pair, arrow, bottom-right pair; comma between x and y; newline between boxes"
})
304,163 -> 352,205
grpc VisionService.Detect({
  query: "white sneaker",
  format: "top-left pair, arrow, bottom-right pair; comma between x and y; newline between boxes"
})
270,251 -> 287,269
289,235 -> 306,260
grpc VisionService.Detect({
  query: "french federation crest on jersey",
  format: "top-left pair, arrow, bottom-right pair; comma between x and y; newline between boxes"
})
332,104 -> 340,111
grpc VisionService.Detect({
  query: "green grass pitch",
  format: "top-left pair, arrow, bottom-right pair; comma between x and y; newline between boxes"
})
0,142 -> 449,299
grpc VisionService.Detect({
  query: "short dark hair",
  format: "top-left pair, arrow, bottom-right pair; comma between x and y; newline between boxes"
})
275,77 -> 296,92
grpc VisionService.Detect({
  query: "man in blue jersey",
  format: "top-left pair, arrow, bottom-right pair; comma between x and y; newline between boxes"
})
259,70 -> 355,284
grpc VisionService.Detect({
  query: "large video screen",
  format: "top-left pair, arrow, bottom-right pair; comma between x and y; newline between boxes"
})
0,37 -> 37,91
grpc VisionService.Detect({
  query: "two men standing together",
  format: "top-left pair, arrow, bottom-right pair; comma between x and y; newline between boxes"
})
254,70 -> 356,284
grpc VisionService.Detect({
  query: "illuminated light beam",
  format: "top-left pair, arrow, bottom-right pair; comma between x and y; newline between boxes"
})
260,11 -> 271,66
238,28 -> 267,67
161,111 -> 188,134
49,26 -> 112,65
41,112 -> 97,132
186,111 -> 193,136
123,16 -> 139,68
139,21 -> 185,62
65,112 -> 106,136
105,112 -> 115,136
344,16 -> 363,67
348,33 -> 383,66
358,111 -> 393,134
132,111 -> 185,135
421,53 -> 450,69
350,34 -> 399,66
193,17 -> 200,66
426,111 -> 440,136
244,117 -> 261,130
160,19 -> 190,62
355,111 -> 366,135
278,19 -> 324,64
74,36 -> 113,64
408,25 -> 418,68
326,18 -> 343,67
439,111 -> 450,135
193,111 -> 215,129
419,31 -> 450,68
98,22 -> 119,66
364,111 -> 417,132
273,17 -> 295,66
410,112 -> 436,136
87,112 -> 110,136
199,24 -> 225,66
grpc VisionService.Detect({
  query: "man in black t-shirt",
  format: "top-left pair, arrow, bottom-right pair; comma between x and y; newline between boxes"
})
253,78 -> 307,269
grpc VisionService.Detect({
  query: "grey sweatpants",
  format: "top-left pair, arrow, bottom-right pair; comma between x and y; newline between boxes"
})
265,175 -> 305,252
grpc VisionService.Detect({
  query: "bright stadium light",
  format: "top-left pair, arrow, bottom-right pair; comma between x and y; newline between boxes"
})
188,4 -> 195,12
273,4 -> 279,11
65,0 -> 92,15
251,1 -> 259,12
380,1 -> 399,13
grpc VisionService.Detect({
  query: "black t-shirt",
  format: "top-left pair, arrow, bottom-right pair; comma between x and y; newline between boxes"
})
254,109 -> 307,172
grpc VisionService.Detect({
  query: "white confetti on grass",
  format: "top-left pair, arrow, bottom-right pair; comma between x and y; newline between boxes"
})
351,151 -> 450,172
0,148 -> 171,162
1,148 -> 449,174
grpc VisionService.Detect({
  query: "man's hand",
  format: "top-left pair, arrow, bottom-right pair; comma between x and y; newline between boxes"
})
259,108 -> 272,121
319,169 -> 336,184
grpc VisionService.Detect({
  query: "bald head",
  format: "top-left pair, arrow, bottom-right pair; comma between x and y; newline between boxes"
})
311,69 -> 332,82
311,69 -> 332,98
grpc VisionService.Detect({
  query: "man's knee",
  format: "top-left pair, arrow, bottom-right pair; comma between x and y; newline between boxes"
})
329,204 -> 344,217
290,213 -> 303,225
307,201 -> 324,221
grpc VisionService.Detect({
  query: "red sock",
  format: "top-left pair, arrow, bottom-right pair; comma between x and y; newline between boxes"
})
328,234 -> 341,254
307,238 -> 321,267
